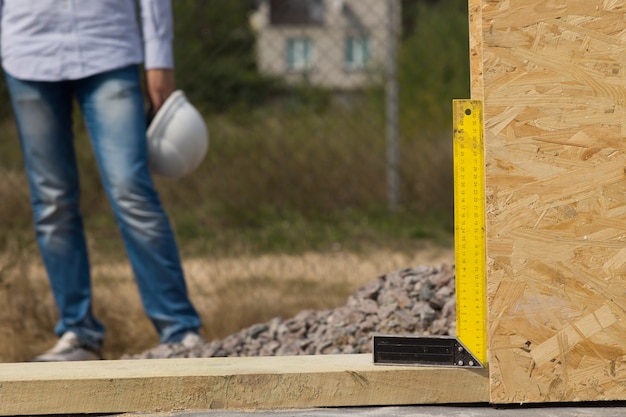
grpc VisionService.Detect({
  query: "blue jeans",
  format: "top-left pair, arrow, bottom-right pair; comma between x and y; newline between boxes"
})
5,66 -> 201,349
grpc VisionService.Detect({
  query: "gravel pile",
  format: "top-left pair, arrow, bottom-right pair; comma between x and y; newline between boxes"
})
124,263 -> 456,359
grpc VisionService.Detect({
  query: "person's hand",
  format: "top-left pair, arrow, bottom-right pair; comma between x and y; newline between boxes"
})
146,69 -> 176,112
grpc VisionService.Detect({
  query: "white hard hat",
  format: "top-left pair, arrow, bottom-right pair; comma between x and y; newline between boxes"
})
147,90 -> 209,179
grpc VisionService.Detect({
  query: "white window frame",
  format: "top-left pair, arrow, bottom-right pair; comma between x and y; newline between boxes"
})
345,36 -> 371,71
286,37 -> 314,71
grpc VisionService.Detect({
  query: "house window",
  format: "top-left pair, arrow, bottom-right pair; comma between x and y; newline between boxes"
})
345,36 -> 371,70
287,37 -> 313,71
270,0 -> 325,26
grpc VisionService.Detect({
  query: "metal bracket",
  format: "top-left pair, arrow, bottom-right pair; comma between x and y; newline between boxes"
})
373,335 -> 484,368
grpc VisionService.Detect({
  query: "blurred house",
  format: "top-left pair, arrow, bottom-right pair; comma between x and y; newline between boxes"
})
250,0 -> 401,90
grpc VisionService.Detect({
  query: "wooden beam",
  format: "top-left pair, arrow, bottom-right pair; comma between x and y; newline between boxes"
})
0,354 -> 489,415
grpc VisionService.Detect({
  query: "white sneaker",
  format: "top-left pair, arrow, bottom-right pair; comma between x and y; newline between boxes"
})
124,332 -> 206,359
31,331 -> 102,362
180,332 -> 204,349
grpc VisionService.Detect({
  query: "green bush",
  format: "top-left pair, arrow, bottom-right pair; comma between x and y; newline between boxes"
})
173,0 -> 284,112
399,0 -> 470,130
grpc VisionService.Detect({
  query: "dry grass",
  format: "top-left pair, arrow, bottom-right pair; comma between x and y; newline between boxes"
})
0,243 -> 453,362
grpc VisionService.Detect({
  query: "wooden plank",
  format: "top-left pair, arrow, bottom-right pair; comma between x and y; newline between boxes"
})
0,354 -> 489,415
474,0 -> 626,404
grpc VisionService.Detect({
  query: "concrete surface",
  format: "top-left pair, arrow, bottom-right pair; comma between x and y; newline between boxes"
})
115,403 -> 626,417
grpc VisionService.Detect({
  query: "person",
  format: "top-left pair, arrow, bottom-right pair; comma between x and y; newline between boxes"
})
0,0 -> 204,361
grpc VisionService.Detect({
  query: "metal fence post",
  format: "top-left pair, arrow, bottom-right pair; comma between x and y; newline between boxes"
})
386,0 -> 400,212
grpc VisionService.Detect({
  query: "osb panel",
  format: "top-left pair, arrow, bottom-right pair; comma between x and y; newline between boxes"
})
469,0 -> 484,99
475,0 -> 626,403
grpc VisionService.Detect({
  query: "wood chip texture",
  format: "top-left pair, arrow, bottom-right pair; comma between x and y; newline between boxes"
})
475,0 -> 626,404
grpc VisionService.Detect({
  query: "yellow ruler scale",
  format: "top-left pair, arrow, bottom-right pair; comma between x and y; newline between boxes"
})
453,99 -> 487,367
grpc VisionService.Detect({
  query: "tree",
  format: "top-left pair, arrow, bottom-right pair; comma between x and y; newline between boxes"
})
173,0 -> 282,112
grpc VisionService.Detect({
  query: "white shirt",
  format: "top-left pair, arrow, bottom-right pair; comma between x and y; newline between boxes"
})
0,0 -> 174,81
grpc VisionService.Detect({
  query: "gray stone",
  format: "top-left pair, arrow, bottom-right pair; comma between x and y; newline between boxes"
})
124,263 -> 457,359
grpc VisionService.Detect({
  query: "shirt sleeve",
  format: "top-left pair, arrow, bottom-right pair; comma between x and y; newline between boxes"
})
139,0 -> 174,69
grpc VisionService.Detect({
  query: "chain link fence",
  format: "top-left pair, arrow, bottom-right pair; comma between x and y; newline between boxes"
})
0,0 -> 470,247
166,0 -> 467,225
0,0 -> 470,361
